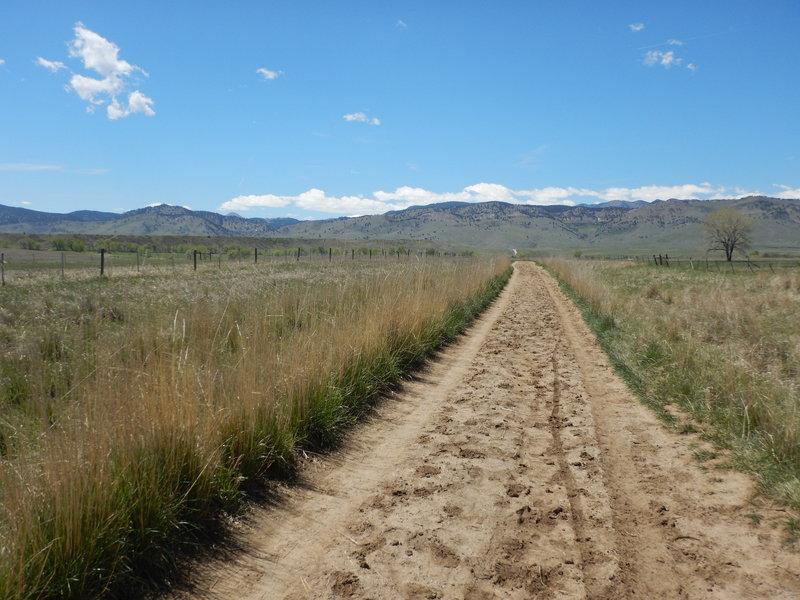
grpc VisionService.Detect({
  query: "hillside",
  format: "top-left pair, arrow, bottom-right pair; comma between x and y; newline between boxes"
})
267,196 -> 800,255
0,204 -> 298,236
1,197 -> 799,255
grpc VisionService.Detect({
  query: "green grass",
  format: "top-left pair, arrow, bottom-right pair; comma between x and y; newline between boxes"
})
541,258 -> 800,521
0,258 -> 510,600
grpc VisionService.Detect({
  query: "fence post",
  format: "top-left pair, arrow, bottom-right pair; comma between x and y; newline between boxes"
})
1,253 -> 4,286
352,248 -> 355,260
193,250 -> 198,271
296,247 -> 301,261
665,254 -> 670,267
136,251 -> 140,272
100,248 -> 106,276
61,252 -> 65,280
653,254 -> 658,266
254,248 -> 258,264
329,247 -> 332,262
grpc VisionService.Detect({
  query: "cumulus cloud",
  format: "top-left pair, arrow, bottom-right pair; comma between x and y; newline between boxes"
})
256,67 -> 282,80
643,50 -> 682,68
773,185 -> 800,199
343,112 -> 381,125
107,90 -> 155,119
220,182 -> 746,216
591,183 -> 724,202
40,23 -> 154,119
0,58 -> 5,66
629,23 -> 645,32
36,57 -> 66,72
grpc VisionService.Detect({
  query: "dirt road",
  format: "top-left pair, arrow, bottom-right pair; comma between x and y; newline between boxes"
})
171,262 -> 800,599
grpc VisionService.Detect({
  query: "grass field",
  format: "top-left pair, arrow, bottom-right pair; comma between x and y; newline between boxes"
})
0,256 -> 510,600
540,258 -> 800,520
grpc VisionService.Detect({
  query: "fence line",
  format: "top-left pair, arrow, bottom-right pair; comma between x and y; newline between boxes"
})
0,247 -> 475,285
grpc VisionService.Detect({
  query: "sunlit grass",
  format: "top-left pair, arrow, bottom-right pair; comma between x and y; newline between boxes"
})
541,258 -> 800,515
0,257 -> 510,599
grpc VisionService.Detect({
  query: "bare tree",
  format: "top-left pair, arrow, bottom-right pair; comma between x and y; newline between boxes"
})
704,208 -> 754,261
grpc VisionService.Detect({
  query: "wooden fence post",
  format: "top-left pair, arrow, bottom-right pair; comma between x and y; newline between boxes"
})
100,249 -> 106,276
255,248 -> 258,264
193,250 -> 197,271
329,247 -> 332,262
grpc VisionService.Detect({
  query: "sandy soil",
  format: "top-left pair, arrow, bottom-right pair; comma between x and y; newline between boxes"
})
169,262 -> 800,600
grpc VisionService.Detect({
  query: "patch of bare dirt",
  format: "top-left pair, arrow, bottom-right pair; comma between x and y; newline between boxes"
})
168,262 -> 800,600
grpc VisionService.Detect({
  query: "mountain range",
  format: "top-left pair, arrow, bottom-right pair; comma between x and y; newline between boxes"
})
1,196 -> 798,255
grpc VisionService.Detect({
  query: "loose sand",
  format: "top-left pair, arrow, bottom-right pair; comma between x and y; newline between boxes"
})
168,262 -> 800,599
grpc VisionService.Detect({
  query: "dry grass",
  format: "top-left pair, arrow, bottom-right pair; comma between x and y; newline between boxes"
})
541,258 -> 800,514
0,257 -> 510,599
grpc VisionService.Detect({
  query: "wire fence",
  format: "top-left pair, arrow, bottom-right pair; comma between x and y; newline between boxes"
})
0,247 -> 474,286
582,253 -> 800,273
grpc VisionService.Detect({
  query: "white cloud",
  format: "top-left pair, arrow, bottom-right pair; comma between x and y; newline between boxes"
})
773,185 -> 800,199
591,183 -> 724,202
343,112 -> 381,125
36,57 -> 66,72
0,58 -> 5,66
629,23 -> 645,32
643,50 -> 682,68
69,72 -> 124,103
256,67 -> 282,80
68,24 -> 140,78
220,182 -> 754,217
108,90 -> 155,119
686,63 -> 697,72
667,39 -> 683,46
396,20 -> 407,29
221,194 -> 293,210
0,163 -> 62,171
45,23 -> 156,119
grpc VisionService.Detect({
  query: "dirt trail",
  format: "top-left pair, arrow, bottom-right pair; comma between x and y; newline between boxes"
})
170,262 -> 800,600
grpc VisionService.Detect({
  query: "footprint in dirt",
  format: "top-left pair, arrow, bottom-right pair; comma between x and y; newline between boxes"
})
329,571 -> 361,597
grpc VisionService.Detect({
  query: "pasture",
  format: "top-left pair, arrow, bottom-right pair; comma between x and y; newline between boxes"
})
541,258 -> 800,520
0,255 -> 510,599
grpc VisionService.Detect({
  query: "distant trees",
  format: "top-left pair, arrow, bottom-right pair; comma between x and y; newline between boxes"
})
704,208 -> 754,261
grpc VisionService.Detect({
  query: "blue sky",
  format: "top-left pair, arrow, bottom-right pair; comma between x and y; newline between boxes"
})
1,1 -> 798,220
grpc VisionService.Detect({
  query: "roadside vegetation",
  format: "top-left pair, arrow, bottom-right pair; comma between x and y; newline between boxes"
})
0,257 -> 510,600
541,258 -> 800,517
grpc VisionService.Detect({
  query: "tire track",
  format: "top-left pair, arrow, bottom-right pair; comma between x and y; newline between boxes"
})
168,262 -> 800,600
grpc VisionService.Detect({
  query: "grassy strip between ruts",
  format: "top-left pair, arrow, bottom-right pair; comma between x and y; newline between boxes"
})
0,262 -> 511,600
538,258 -> 800,533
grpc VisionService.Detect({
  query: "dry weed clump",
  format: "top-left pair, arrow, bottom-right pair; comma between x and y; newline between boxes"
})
542,258 -> 800,515
0,257 -> 510,599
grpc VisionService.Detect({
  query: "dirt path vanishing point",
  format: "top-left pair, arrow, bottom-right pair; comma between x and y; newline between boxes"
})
170,262 -> 800,600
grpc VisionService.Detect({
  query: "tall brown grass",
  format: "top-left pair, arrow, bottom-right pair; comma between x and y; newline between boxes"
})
541,258 -> 800,514
0,257 -> 510,599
